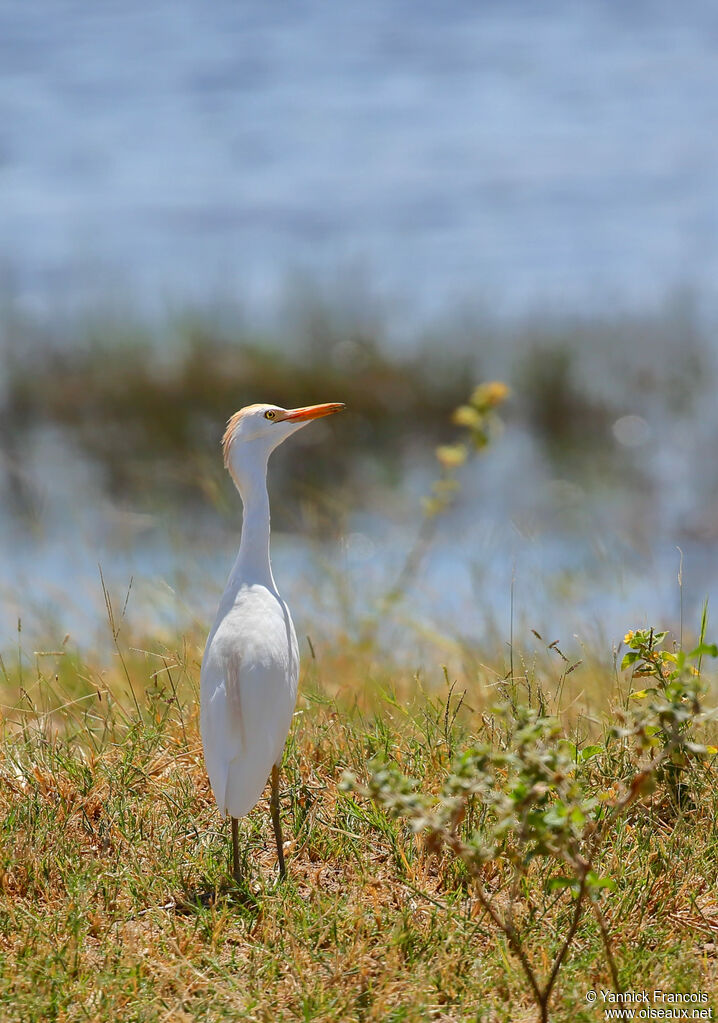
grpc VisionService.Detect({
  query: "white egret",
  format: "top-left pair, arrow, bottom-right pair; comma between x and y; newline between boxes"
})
200,401 -> 345,880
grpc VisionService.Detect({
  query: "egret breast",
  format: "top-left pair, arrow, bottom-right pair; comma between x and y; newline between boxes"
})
200,583 -> 300,818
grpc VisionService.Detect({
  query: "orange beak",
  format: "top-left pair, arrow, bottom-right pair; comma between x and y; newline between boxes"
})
280,402 -> 346,422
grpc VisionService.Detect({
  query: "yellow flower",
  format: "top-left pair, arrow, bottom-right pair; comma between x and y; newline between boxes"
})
451,404 -> 482,428
623,630 -> 635,645
436,443 -> 468,468
471,381 -> 510,409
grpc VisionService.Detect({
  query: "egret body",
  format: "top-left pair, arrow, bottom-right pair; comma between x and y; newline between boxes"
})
200,401 -> 345,879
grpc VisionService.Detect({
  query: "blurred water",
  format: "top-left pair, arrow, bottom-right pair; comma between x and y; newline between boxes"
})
1,2 -> 717,323
3,421 -> 718,660
3,2 -> 718,655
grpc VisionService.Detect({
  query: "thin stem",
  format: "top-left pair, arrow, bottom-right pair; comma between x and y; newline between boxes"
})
591,898 -> 621,992
541,873 -> 588,1014
99,566 -> 142,720
231,817 -> 240,882
443,834 -> 543,1010
384,513 -> 438,608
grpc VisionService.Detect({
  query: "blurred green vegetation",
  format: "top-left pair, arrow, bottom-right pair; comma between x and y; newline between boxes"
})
1,289 -> 711,521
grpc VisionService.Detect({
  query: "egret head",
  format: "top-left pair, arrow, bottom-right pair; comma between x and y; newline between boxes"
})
223,402 -> 345,488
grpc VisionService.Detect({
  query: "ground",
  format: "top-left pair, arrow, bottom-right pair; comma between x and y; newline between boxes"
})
0,630 -> 717,1022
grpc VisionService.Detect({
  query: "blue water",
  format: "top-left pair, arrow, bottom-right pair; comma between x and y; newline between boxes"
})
1,2 -> 717,321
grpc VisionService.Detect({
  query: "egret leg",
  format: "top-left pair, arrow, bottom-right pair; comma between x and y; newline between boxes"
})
231,816 -> 240,882
270,764 -> 286,879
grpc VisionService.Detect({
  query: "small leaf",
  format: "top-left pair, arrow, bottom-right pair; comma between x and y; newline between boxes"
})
586,871 -> 617,892
547,876 -> 577,892
689,642 -> 718,659
578,745 -> 603,762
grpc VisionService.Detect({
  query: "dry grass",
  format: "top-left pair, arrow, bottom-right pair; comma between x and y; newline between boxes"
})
0,628 -> 717,1022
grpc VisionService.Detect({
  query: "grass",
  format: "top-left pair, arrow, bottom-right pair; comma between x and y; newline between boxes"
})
1,623 -> 717,1022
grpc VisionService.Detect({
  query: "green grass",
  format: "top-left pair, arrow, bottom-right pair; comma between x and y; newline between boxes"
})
1,630 -> 717,1022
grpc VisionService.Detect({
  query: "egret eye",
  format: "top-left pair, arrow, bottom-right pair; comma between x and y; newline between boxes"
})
264,409 -> 277,420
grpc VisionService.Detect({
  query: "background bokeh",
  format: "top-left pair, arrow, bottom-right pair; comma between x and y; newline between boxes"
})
2,2 -> 718,655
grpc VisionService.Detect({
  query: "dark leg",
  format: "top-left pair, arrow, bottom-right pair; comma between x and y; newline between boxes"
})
270,764 -> 286,879
231,816 -> 240,882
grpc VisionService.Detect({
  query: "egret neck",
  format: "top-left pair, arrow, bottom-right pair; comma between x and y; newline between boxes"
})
229,449 -> 275,590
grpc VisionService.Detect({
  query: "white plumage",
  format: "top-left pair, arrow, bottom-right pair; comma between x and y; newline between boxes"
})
201,582 -> 299,818
200,401 -> 344,878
